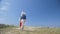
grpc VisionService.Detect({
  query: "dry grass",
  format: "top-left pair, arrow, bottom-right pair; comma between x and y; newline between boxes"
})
0,26 -> 60,34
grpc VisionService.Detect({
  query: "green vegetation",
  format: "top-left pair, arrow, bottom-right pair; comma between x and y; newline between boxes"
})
0,24 -> 15,29
0,24 -> 9,28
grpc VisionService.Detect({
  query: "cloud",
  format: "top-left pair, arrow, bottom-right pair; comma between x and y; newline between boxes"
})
0,0 -> 10,11
0,0 -> 10,15
5,2 -> 10,5
0,6 -> 7,11
0,18 -> 7,24
0,0 -> 10,21
0,18 -> 6,21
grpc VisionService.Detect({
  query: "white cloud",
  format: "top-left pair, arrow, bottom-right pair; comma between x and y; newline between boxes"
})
0,4 -> 9,11
0,0 -> 10,20
0,18 -> 6,21
0,6 -> 7,11
5,2 -> 10,5
0,0 -> 10,11
0,0 -> 10,15
0,0 -> 10,24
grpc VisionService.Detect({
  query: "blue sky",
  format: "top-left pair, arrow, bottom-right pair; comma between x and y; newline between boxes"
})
0,0 -> 60,27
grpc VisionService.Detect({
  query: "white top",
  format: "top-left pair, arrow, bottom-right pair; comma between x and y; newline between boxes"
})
21,11 -> 26,16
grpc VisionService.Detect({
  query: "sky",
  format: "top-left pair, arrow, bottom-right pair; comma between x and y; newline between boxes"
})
0,0 -> 60,27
